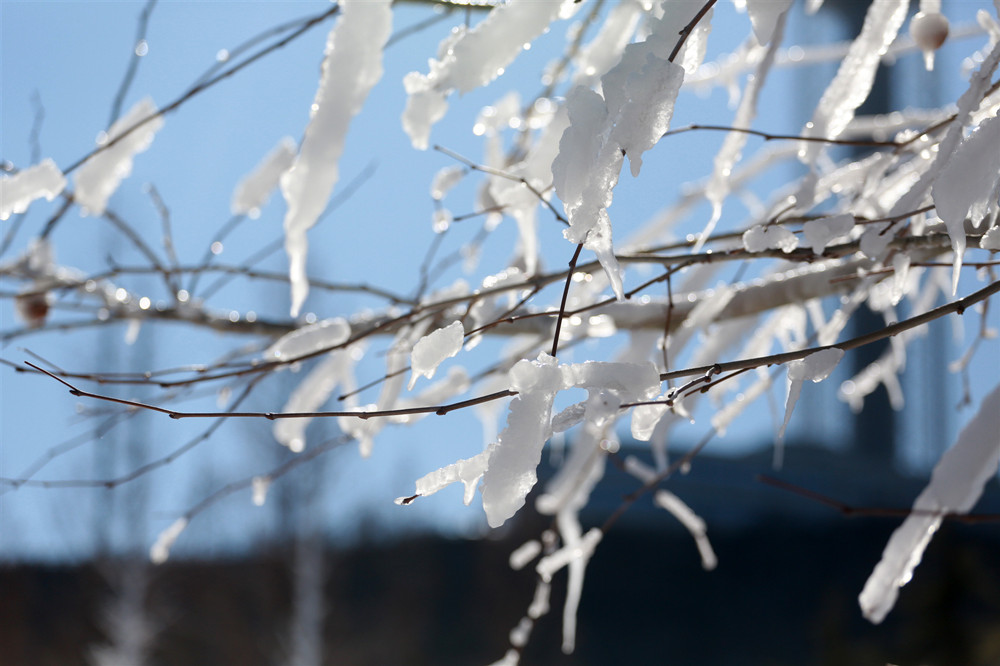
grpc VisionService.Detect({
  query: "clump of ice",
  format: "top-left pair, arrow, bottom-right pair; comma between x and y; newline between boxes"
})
742,224 -> 799,253
803,214 -> 854,255
401,0 -> 574,149
551,2 -> 689,298
859,383 -> 1000,624
481,353 -> 564,527
74,97 -> 164,216
408,320 -> 464,389
0,159 -> 66,220
859,224 -> 895,260
981,225 -> 1000,250
265,317 -> 350,361
231,137 -> 296,215
402,449 -> 490,506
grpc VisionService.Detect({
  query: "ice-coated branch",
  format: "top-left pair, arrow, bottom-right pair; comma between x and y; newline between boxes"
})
24,278 -> 999,432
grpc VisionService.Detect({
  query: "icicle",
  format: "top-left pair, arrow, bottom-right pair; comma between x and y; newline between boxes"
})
777,348 -> 845,444
932,114 -> 1000,295
75,98 -> 163,216
230,137 -> 296,216
281,0 -> 392,316
859,383 -> 1000,624
0,159 -> 66,220
746,0 -> 792,45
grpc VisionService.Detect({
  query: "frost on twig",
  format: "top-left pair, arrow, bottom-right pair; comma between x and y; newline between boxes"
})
859,383 -> 1000,624
281,0 -> 392,317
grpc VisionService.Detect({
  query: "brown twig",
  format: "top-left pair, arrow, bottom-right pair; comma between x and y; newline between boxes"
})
756,475 -> 1000,524
551,244 -> 584,358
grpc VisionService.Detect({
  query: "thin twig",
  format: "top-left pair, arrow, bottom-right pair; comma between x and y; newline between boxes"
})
757,475 -> 1000,524
61,5 -> 341,175
109,0 -> 158,127
551,244 -> 584,358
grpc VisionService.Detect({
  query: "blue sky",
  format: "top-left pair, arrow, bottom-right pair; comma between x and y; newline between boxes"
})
2,0 -> 997,560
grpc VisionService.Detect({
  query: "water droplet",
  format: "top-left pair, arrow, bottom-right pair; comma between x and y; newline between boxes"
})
216,48 -> 230,62
134,40 -> 148,57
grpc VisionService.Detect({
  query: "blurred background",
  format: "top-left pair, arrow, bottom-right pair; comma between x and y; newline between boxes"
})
1,1 -> 998,664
